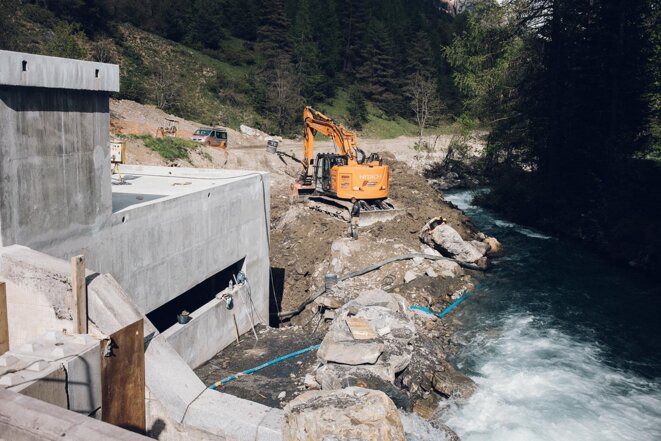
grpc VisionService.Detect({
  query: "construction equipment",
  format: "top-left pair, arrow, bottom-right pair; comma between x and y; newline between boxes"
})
156,118 -> 178,137
269,106 -> 399,225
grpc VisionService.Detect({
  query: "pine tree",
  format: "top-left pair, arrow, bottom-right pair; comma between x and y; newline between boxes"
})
0,0 -> 18,50
339,0 -> 370,75
225,0 -> 258,41
292,0 -> 325,102
189,0 -> 226,50
256,0 -> 293,62
311,0 -> 342,98
347,86 -> 369,130
356,20 -> 402,115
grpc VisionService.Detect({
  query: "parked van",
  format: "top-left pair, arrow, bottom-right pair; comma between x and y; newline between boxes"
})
191,127 -> 228,148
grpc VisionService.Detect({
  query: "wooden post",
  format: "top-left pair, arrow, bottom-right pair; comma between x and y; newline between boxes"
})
101,319 -> 146,434
71,255 -> 87,334
0,282 -> 8,355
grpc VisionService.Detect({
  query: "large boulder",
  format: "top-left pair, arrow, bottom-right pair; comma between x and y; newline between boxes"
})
420,219 -> 486,264
318,339 -> 384,365
283,387 -> 406,441
239,124 -> 270,139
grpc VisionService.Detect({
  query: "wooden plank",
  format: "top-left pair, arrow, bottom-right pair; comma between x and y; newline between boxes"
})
101,319 -> 145,434
345,317 -> 378,340
0,282 -> 8,355
71,255 -> 87,334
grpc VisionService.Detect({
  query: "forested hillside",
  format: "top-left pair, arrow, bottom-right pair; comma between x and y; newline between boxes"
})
447,0 -> 661,270
0,0 -> 465,136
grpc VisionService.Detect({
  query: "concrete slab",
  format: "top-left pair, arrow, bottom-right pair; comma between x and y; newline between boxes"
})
0,388 -> 151,440
0,332 -> 101,415
144,336 -> 207,423
183,389 -> 283,441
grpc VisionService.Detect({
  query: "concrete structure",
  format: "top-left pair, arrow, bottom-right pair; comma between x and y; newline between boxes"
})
0,331 -> 100,416
0,246 -> 282,440
0,388 -> 151,441
0,50 -> 117,251
0,50 -> 270,320
0,50 -> 278,440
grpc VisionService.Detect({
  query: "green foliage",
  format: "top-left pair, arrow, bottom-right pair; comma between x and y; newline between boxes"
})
0,0 -> 18,50
646,4 -> 661,160
347,86 -> 368,130
131,134 -> 202,162
447,0 -> 661,268
13,0 -> 468,138
44,22 -> 86,59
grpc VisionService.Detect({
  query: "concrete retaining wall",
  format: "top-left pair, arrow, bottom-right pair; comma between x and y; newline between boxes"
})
0,50 -> 119,92
0,245 -> 282,441
163,284 -> 261,369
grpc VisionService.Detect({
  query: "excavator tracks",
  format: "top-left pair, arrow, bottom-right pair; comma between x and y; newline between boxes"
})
306,195 -> 403,226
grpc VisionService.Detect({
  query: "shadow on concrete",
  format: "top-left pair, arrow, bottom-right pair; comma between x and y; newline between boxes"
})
269,267 -> 285,328
146,258 -> 245,333
1,85 -> 109,113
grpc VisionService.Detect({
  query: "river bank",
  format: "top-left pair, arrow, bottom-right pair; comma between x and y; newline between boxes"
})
194,157 -> 499,440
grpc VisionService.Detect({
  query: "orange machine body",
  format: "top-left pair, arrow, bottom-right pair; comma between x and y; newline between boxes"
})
302,107 -> 390,200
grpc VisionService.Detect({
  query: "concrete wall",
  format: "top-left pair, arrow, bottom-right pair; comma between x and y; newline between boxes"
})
0,51 -> 114,251
1,333 -> 100,416
0,246 -> 281,441
0,246 -> 79,346
0,50 -> 119,91
38,165 -> 272,318
163,284 -> 261,369
0,389 -> 150,441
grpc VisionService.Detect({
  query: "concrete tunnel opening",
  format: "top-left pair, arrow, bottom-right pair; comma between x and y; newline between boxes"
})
147,258 -> 246,333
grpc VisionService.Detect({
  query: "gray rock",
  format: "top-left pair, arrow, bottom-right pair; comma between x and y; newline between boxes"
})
304,374 -> 320,390
283,387 -> 406,441
432,360 -> 476,400
420,220 -> 486,263
318,338 -> 384,365
420,244 -> 442,257
435,258 -> 463,278
425,268 -> 438,278
483,236 -> 503,257
316,290 -> 417,396
404,270 -> 418,283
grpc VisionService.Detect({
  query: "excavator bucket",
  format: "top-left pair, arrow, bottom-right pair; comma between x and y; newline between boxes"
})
307,196 -> 403,226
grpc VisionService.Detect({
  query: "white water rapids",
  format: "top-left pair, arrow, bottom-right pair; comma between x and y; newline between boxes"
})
438,190 -> 661,441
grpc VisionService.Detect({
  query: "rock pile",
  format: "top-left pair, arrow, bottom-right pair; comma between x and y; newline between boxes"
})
315,290 -> 416,408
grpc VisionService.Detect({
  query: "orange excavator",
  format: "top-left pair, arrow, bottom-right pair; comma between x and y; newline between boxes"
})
269,106 -> 397,222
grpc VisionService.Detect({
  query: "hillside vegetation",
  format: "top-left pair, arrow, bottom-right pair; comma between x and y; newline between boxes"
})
0,0 -> 465,138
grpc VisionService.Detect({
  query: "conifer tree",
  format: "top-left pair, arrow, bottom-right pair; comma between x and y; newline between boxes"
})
292,0 -> 325,102
356,20 -> 402,115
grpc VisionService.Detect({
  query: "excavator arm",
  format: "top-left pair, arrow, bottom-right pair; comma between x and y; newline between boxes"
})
303,106 -> 359,172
